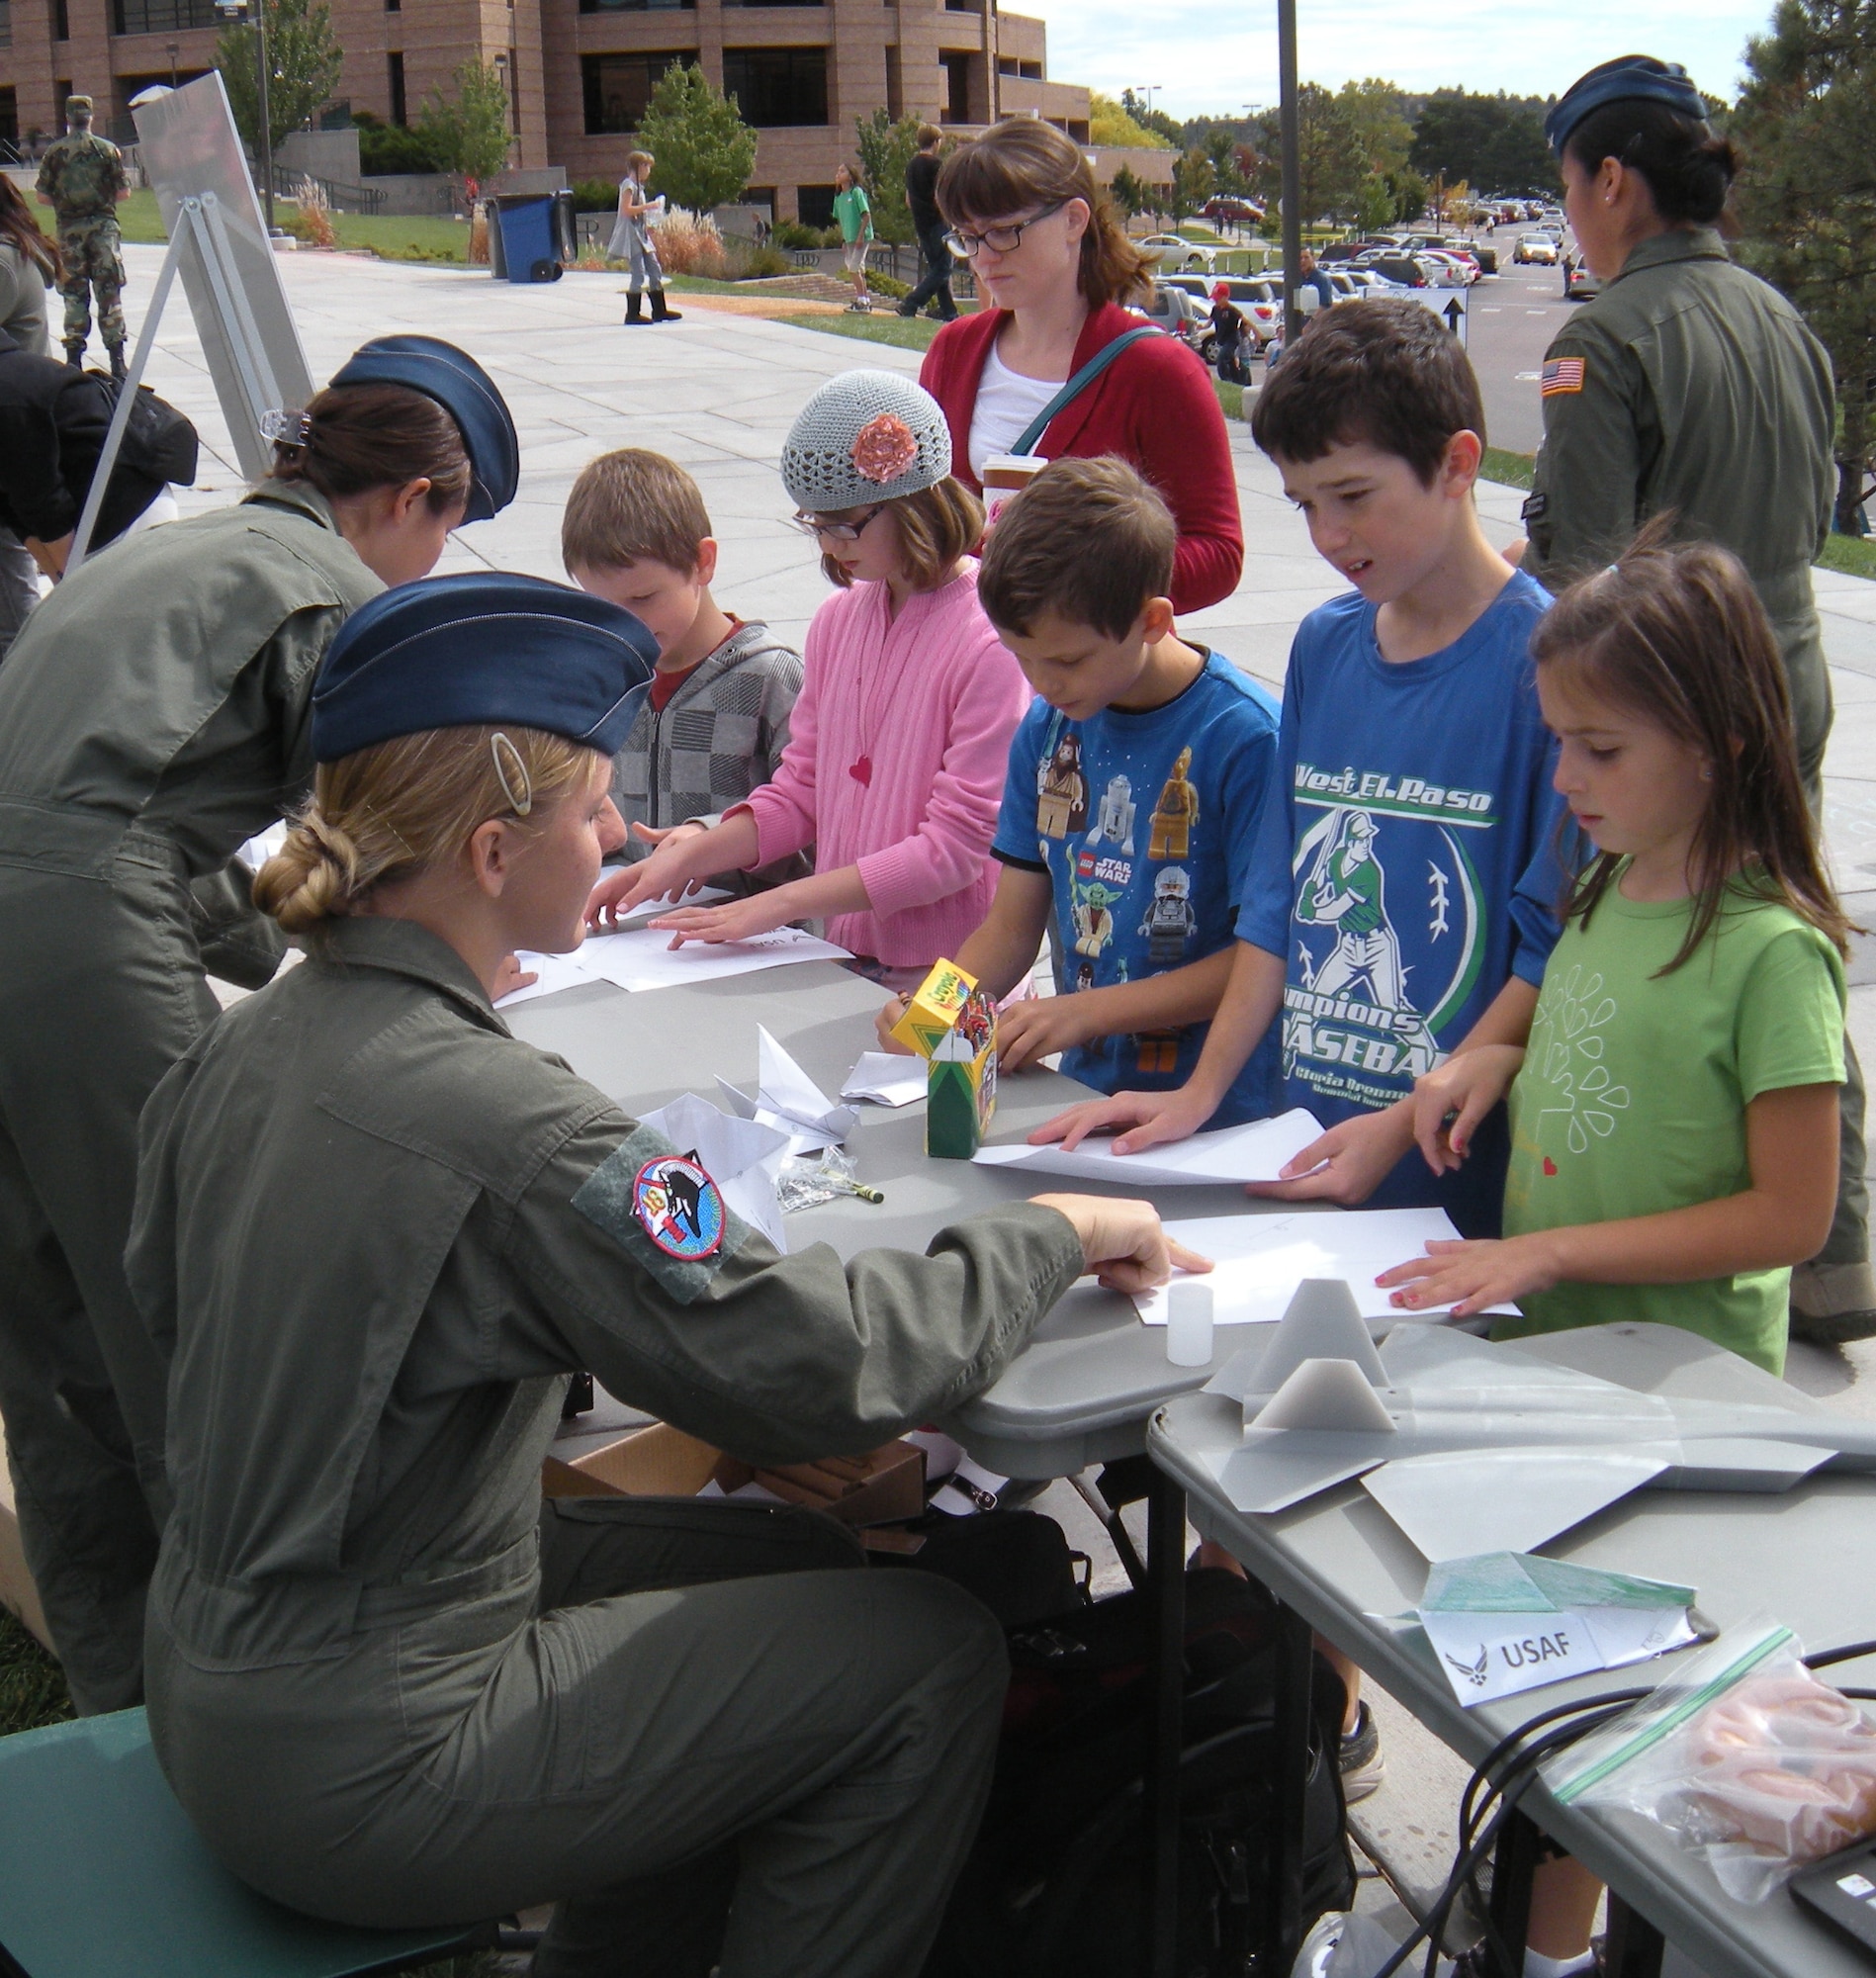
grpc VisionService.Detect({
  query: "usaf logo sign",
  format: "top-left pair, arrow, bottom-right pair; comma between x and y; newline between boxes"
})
632,1153 -> 726,1261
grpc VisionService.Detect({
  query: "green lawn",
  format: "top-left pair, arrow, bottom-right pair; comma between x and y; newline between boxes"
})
1820,533 -> 1876,581
110,187 -> 470,262
1479,446 -> 1537,490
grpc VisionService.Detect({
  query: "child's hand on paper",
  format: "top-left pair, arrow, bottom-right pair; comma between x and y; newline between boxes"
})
586,822 -> 712,928
1028,1193 -> 1213,1296
1375,1231 -> 1562,1319
651,892 -> 788,948
1027,1084 -> 1211,1155
874,993 -> 917,1053
995,995 -> 1095,1072
1410,1045 -> 1526,1175
1244,1102 -> 1412,1205
490,952 -> 539,1002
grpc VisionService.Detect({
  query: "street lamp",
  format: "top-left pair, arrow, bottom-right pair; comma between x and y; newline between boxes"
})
1277,0 -> 1302,341
214,0 -> 275,233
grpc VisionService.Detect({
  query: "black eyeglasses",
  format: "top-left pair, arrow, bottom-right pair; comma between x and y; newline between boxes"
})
789,504 -> 887,543
944,201 -> 1069,260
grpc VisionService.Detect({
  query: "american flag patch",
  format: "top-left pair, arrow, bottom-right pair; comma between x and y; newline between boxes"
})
1541,357 -> 1586,397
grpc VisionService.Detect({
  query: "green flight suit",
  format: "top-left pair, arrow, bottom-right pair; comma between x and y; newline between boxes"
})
0,482 -> 382,1714
128,915 -> 1086,1978
36,133 -> 129,354
1519,225 -> 1867,1282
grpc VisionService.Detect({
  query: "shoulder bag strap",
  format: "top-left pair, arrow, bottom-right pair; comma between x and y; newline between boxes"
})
1011,325 -> 1163,457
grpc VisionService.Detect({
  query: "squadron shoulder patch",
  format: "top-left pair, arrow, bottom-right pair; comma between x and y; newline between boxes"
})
1540,356 -> 1586,398
631,1152 -> 725,1260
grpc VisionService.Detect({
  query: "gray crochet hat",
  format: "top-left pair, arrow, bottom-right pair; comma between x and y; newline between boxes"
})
780,369 -> 952,513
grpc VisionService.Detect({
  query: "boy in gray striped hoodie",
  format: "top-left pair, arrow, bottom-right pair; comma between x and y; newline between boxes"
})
565,449 -> 807,893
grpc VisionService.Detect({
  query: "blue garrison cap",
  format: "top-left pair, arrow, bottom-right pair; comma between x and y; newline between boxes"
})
312,573 -> 659,764
1546,56 -> 1707,155
328,335 -> 520,523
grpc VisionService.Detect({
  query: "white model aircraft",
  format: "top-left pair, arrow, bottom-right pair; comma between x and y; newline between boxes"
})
1198,1283 -> 1876,1561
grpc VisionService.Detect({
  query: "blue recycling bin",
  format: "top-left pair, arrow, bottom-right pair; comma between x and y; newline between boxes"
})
492,194 -> 564,284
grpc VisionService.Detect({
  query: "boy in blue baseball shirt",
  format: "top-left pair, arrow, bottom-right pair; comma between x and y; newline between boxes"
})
874,457 -> 1282,1125
1037,299 -> 1568,1238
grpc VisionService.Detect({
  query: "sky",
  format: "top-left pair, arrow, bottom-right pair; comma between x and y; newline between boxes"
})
1019,0 -> 1776,121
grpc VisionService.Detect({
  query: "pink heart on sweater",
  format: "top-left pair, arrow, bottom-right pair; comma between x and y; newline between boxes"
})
849,756 -> 873,787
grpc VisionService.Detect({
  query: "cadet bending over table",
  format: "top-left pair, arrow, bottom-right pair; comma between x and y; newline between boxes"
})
128,573 -> 1204,1978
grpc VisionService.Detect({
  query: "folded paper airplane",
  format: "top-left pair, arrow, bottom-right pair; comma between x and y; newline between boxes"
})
717,1027 -> 859,1155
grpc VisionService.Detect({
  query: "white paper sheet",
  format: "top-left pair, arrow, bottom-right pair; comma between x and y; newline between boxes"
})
1131,1209 -> 1515,1325
580,924 -> 850,993
841,1052 -> 930,1108
495,952 -> 603,1008
717,1028 -> 858,1154
637,1092 -> 791,1253
971,1109 -> 1323,1187
1362,1446 -> 1669,1562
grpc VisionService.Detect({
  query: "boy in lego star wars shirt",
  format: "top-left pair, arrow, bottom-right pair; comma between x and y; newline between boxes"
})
1033,299 -> 1569,1234
875,458 -> 1282,1126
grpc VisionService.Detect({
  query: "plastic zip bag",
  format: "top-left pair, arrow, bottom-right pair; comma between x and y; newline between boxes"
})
1546,1620 -> 1876,1901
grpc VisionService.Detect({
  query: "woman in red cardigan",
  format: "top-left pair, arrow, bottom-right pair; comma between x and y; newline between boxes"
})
920,120 -> 1243,614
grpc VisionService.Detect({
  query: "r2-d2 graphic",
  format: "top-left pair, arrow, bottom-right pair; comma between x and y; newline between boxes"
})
1085,774 -> 1136,854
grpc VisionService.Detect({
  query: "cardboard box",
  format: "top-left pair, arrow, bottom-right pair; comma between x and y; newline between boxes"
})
889,957 -> 979,1058
0,1422 -> 53,1652
544,1421 -> 926,1528
926,982 -> 999,1160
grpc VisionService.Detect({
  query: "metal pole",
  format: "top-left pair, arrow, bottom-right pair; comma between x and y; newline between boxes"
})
1278,0 -> 1302,343
255,0 -> 274,231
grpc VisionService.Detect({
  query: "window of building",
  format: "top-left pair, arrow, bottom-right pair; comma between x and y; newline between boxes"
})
387,0 -> 400,11
54,0 -> 68,40
943,0 -> 979,11
0,86 -> 15,137
939,49 -> 971,124
580,0 -> 695,12
0,8 -> 11,51
796,183 -> 835,228
1021,59 -> 1040,79
726,0 -> 826,8
581,51 -> 692,135
722,46 -> 827,126
112,0 -> 223,32
387,50 -> 405,126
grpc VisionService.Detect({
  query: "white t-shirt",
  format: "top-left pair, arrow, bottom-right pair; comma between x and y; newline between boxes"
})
966,344 -> 1063,480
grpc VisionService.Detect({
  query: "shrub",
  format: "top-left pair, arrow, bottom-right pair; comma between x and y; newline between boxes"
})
572,177 -> 622,214
771,218 -> 822,250
864,267 -> 909,299
287,177 -> 337,250
651,210 -> 729,279
353,110 -> 450,177
726,241 -> 791,280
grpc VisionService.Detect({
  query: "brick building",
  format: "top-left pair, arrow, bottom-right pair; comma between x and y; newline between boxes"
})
0,0 -> 1101,225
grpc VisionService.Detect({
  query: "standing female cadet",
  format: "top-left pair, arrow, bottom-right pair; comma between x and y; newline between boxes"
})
0,334 -> 518,1717
128,571 -> 1201,1978
1521,56 -> 1872,1345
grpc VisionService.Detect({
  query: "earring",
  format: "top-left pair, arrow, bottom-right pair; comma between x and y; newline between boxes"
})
1699,764 -> 1714,781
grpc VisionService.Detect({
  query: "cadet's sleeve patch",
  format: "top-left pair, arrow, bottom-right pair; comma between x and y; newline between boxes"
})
573,1124 -> 750,1304
1540,356 -> 1586,398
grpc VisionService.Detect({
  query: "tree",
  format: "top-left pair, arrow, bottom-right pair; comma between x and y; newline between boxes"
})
1336,77 -> 1413,181
1091,92 -> 1172,149
1734,0 -> 1876,533
1120,89 -> 1185,148
639,62 -> 759,216
1409,89 -> 1557,195
417,59 -> 513,186
1170,147 -> 1216,221
854,108 -> 922,245
1110,162 -> 1148,220
216,0 -> 343,152
1355,172 -> 1397,235
1248,84 -> 1367,224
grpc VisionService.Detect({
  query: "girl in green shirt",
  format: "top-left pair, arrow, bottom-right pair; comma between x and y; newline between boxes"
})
1379,531 -> 1848,1376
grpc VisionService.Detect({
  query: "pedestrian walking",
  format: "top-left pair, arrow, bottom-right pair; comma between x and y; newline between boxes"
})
898,125 -> 958,322
1209,280 -> 1248,384
1521,53 -> 1871,1344
610,150 -> 681,326
834,162 -> 874,312
35,94 -> 130,378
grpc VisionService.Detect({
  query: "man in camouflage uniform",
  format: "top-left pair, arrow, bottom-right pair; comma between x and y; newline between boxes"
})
36,96 -> 130,379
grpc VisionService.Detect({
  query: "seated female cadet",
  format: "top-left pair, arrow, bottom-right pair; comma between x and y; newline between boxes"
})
127,572 -> 1204,1978
0,334 -> 519,1721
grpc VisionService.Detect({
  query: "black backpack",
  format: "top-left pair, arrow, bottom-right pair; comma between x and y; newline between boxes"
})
925,1568 -> 1357,1977
98,373 -> 199,487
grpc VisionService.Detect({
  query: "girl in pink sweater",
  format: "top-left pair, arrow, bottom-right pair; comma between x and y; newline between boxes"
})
591,371 -> 1030,981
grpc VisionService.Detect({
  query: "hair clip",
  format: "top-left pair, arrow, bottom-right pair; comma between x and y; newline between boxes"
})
491,732 -> 533,816
261,407 -> 313,450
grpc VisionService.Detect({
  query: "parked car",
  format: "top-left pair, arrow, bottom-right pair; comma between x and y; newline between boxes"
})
1341,267 -> 1406,296
1469,245 -> 1498,275
1162,272 -> 1285,354
1137,233 -> 1214,273
1130,281 -> 1210,350
1566,262 -> 1601,301
1351,251 -> 1431,289
1514,233 -> 1559,264
1418,250 -> 1477,287
1202,196 -> 1265,228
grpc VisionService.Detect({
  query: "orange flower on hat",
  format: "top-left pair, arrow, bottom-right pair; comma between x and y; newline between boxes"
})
851,412 -> 919,484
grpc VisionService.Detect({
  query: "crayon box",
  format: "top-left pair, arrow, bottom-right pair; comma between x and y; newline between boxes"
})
925,982 -> 998,1160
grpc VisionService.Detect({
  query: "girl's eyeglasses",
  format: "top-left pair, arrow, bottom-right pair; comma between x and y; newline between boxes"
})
944,201 -> 1068,260
789,504 -> 886,543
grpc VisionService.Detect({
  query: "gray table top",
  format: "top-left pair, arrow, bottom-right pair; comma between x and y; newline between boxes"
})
506,959 -> 1301,1476
1150,1325 -> 1876,1978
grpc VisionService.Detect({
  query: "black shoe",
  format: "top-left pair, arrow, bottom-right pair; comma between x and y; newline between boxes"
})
896,302 -> 917,317
64,340 -> 85,369
623,292 -> 646,325
1339,1699 -> 1385,1803
649,289 -> 682,322
108,344 -> 127,382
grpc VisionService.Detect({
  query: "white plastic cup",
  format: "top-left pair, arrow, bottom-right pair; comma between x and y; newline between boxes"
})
1165,1279 -> 1214,1366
